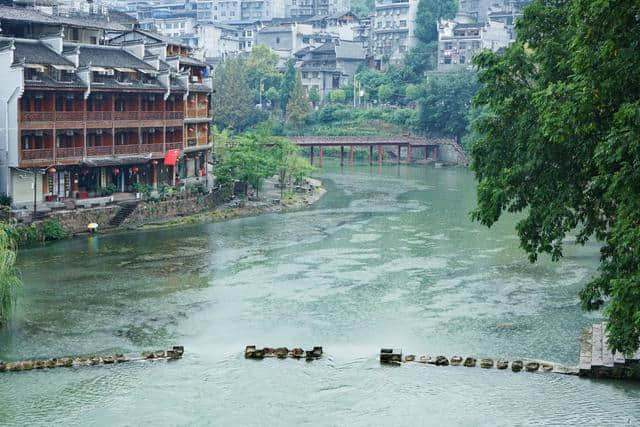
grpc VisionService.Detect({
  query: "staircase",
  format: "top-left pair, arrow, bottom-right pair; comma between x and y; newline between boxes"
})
108,202 -> 139,227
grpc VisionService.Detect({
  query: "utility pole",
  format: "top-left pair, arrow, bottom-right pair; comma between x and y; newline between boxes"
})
353,75 -> 357,108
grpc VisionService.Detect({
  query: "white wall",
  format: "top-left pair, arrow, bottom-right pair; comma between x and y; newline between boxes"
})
0,47 -> 24,199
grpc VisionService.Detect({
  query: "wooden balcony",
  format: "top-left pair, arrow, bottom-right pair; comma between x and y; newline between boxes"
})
86,146 -> 113,157
114,144 -> 141,155
20,111 -> 187,129
140,143 -> 164,153
166,142 -> 183,151
21,148 -> 53,161
56,146 -> 84,158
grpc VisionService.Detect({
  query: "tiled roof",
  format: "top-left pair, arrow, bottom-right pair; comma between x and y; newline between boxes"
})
0,5 -> 130,31
179,56 -> 207,67
24,73 -> 86,89
9,38 -> 75,66
72,45 -> 156,70
188,82 -> 212,93
109,29 -> 191,49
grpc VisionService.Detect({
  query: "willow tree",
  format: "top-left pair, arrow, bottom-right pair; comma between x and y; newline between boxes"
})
470,0 -> 640,354
0,223 -> 20,326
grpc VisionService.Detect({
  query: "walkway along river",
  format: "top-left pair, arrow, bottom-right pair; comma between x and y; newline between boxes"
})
1,162 -> 639,425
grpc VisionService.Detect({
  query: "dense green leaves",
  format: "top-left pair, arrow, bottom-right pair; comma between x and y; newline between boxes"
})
0,223 -> 20,327
470,0 -> 640,354
286,73 -> 311,128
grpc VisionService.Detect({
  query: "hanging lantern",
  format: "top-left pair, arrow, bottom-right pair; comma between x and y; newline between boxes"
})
132,166 -> 139,174
47,167 -> 56,175
151,160 -> 158,166
113,168 -> 120,176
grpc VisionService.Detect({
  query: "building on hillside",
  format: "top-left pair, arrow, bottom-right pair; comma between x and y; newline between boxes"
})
372,0 -> 418,67
256,22 -> 315,62
436,15 -> 511,71
196,23 -> 242,61
305,11 -> 359,41
295,39 -> 366,99
0,28 -> 213,208
289,0 -> 350,20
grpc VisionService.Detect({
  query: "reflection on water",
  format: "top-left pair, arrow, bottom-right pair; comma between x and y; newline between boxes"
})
1,162 -> 638,425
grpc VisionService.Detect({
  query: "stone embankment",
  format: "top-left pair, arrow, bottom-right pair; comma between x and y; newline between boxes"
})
0,346 -> 184,373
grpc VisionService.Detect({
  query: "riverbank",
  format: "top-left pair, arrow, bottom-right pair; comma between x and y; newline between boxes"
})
136,177 -> 326,231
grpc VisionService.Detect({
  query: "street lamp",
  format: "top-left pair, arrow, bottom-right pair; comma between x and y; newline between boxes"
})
19,165 -> 57,219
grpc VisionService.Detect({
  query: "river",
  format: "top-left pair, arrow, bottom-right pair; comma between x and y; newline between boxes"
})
1,163 -> 639,425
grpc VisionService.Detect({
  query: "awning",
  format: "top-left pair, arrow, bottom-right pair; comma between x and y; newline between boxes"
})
164,149 -> 180,166
90,66 -> 109,72
138,68 -> 156,74
51,64 -> 75,71
114,67 -> 136,72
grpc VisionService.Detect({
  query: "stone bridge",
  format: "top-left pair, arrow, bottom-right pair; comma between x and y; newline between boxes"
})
288,136 -> 467,165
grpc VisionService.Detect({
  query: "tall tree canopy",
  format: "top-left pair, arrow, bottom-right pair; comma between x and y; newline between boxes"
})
212,58 -> 264,131
414,0 -> 458,44
279,60 -> 297,111
471,0 -> 640,354
286,73 -> 311,128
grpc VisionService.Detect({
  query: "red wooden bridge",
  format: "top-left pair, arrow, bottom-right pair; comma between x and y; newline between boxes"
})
288,136 -> 465,165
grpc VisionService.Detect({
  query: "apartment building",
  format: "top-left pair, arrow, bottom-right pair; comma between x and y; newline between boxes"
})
372,0 -> 418,66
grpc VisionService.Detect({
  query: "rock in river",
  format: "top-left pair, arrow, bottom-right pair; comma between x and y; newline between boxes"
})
512,360 -> 523,372
463,357 -> 477,367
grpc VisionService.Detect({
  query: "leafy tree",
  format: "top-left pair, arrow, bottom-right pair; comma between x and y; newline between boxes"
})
214,132 -> 275,197
211,125 -> 232,161
246,44 -> 281,104
269,137 -> 313,199
414,0 -> 458,44
415,71 -> 477,142
0,223 -> 20,327
470,0 -> 640,354
308,86 -> 320,108
286,73 -> 311,128
350,0 -> 374,17
264,87 -> 280,108
378,84 -> 394,103
279,60 -> 297,110
328,89 -> 346,104
405,83 -> 422,101
212,58 -> 264,131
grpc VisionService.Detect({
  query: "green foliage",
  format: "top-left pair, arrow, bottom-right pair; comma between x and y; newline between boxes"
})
265,86 -> 280,108
270,137 -> 313,199
100,183 -> 117,196
0,194 -> 12,207
350,0 -> 374,17
416,71 -> 478,142
158,183 -> 175,201
246,44 -> 281,105
328,89 -> 347,104
212,57 -> 265,131
0,223 -> 20,327
415,0 -> 458,45
470,0 -> 640,354
279,60 -> 297,111
286,73 -> 311,129
377,84 -> 394,103
308,86 -> 320,107
132,182 -> 153,199
41,219 -> 68,241
405,83 -> 422,101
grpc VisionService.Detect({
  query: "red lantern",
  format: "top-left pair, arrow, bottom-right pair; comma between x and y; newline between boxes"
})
132,167 -> 139,174
113,168 -> 120,176
151,160 -> 158,166
47,167 -> 56,175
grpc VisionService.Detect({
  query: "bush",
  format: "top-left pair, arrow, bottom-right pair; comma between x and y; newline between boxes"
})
132,182 -> 153,199
328,89 -> 346,104
158,183 -> 175,200
100,183 -> 117,196
41,219 -> 68,241
0,194 -> 12,207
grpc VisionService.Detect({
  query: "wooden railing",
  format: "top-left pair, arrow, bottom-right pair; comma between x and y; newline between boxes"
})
86,111 -> 113,121
56,146 -> 84,158
21,148 -> 53,160
140,143 -> 163,153
86,146 -> 113,156
114,144 -> 140,155
21,111 -> 186,122
166,142 -> 183,150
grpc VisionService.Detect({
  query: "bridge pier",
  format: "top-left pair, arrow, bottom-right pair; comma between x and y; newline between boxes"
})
433,146 -> 438,162
310,146 -> 314,165
340,146 -> 344,166
369,145 -> 373,165
397,145 -> 401,164
378,145 -> 383,165
318,146 -> 323,167
407,144 -> 411,163
349,145 -> 354,164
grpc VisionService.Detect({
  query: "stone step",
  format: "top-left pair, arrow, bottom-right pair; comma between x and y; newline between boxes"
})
591,323 -> 603,367
602,326 -> 614,367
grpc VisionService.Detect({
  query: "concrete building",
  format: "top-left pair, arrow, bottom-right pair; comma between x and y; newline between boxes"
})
256,22 -> 314,61
306,11 -> 360,41
296,39 -> 366,99
289,0 -> 350,20
372,0 -> 418,66
0,10 -> 213,208
196,23 -> 242,60
436,14 -> 512,71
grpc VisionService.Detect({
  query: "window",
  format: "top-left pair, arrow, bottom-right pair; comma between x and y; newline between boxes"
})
399,20 -> 406,27
445,42 -> 453,50
247,41 -> 252,47
472,41 -> 480,49
460,56 -> 466,64
377,21 -> 382,28
90,36 -> 97,44
115,98 -> 126,112
459,41 -> 466,49
312,72 -> 319,78
444,57 -> 452,64
276,37 -> 280,44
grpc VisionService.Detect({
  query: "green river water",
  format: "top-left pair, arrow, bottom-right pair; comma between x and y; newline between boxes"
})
1,163 -> 639,425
